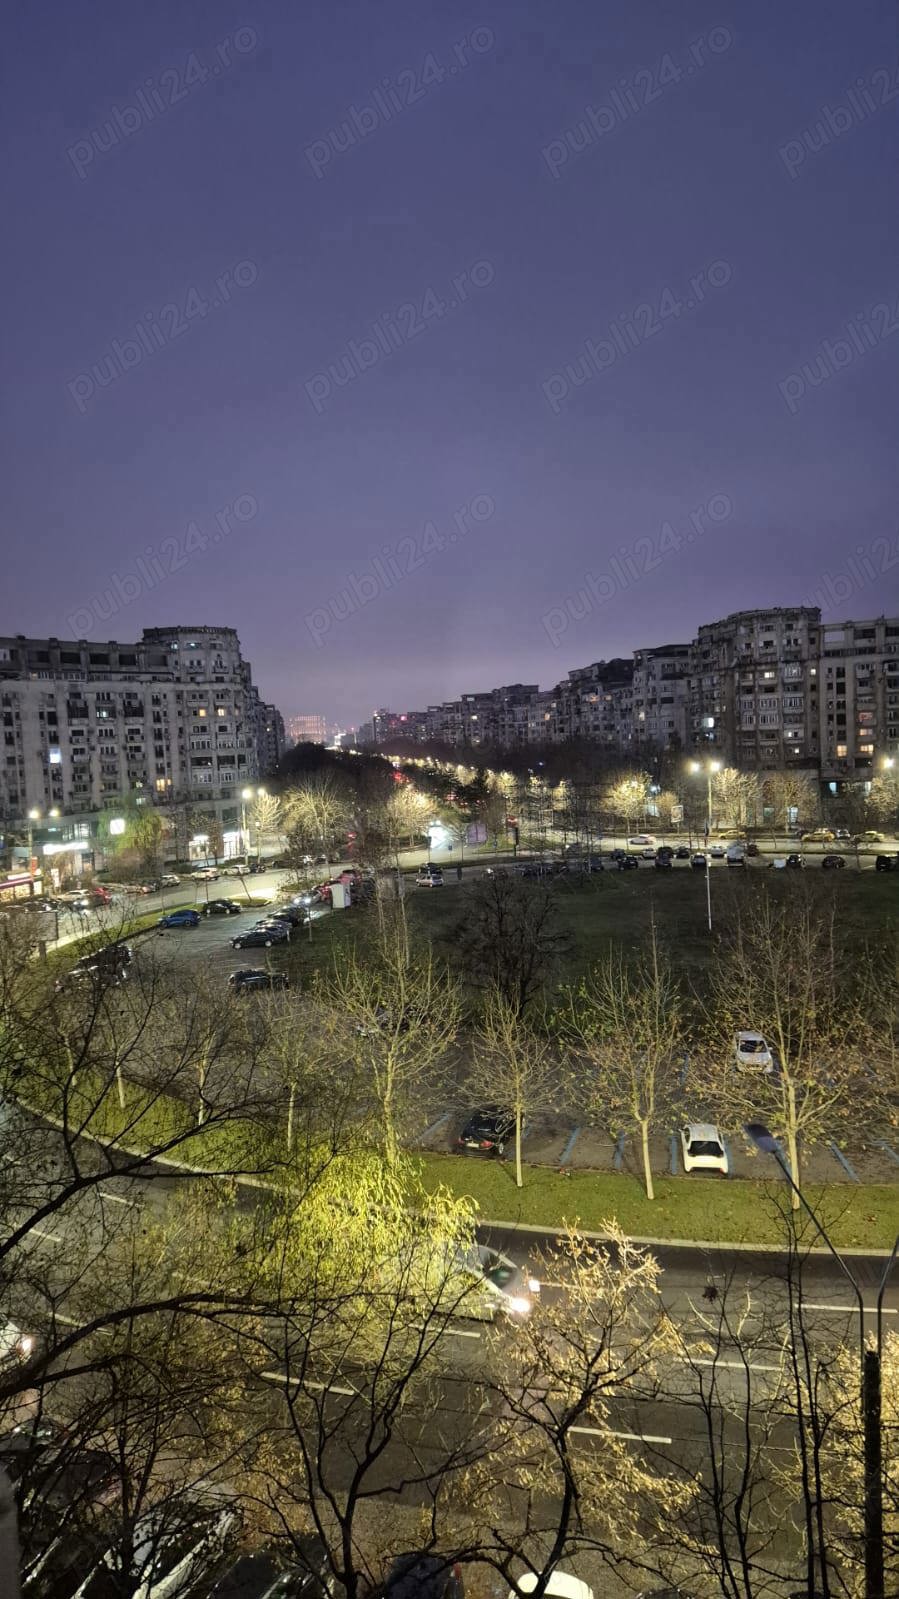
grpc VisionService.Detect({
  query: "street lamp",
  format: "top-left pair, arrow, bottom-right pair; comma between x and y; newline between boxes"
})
746,1121 -> 897,1599
687,760 -> 721,932
241,786 -> 268,861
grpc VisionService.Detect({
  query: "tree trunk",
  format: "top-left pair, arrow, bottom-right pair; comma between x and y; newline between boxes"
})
198,1059 -> 207,1126
515,1109 -> 523,1189
116,1063 -> 126,1112
286,1081 -> 296,1152
640,1119 -> 655,1201
786,1122 -> 801,1210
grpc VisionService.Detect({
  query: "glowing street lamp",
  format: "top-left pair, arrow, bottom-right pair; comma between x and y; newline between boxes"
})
687,759 -> 721,933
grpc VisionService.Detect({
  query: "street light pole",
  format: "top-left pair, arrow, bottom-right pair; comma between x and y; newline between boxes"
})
746,1122 -> 896,1599
26,808 -> 40,898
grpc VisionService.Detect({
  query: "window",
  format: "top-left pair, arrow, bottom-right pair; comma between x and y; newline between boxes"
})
859,743 -> 874,754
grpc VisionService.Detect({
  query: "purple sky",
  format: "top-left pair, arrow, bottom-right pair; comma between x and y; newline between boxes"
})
3,0 -> 898,726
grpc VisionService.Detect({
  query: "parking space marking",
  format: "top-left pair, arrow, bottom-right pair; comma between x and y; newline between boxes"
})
803,1302 -> 897,1317
29,1228 -> 62,1244
261,1370 -> 357,1397
416,1112 -> 451,1144
827,1142 -> 859,1182
99,1189 -> 139,1207
571,1425 -> 672,1445
685,1357 -> 782,1373
613,1132 -> 626,1171
559,1127 -> 581,1165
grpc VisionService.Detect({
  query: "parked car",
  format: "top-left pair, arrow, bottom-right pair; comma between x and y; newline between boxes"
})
0,1417 -> 118,1510
801,828 -> 835,843
821,854 -> 846,869
56,942 -> 132,990
709,843 -> 726,859
656,845 -> 674,860
160,873 -> 181,888
875,854 -> 897,872
680,1122 -> 729,1176
511,1574 -> 594,1599
690,853 -> 708,870
232,926 -> 289,949
228,969 -> 290,994
220,863 -> 251,878
253,919 -> 292,941
745,841 -> 759,857
654,855 -> 673,870
617,856 -> 639,871
157,909 -> 200,929
190,865 -> 220,881
209,1544 -> 332,1599
853,830 -> 885,846
135,881 -> 161,896
785,853 -> 803,869
725,852 -> 745,867
675,845 -> 691,860
263,905 -> 308,926
416,868 -> 444,887
203,899 -> 243,916
72,1495 -> 238,1599
735,1030 -> 774,1071
457,1106 -> 515,1156
386,1553 -> 464,1599
640,846 -> 656,860
833,828 -> 851,841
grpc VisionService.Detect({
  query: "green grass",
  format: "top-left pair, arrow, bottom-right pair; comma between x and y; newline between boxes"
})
406,867 -> 898,988
416,1151 -> 899,1250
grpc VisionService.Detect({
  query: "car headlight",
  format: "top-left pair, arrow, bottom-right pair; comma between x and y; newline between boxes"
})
527,1277 -> 541,1294
16,1334 -> 35,1359
507,1295 -> 532,1316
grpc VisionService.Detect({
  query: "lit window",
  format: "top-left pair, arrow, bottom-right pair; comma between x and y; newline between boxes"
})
216,707 -> 226,717
198,708 -> 207,717
836,744 -> 847,757
859,743 -> 874,754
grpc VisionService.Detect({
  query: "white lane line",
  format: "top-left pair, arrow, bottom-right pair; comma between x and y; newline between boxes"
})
571,1426 -> 672,1445
688,1357 -> 782,1373
803,1302 -> 897,1316
29,1228 -> 62,1244
409,1322 -> 482,1340
99,1190 -> 139,1207
261,1369 -> 356,1397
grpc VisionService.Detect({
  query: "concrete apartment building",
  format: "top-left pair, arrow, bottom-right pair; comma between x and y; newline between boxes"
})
0,625 -> 282,841
361,607 -> 899,787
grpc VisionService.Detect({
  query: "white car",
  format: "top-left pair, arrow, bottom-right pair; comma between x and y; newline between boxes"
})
74,1498 -> 237,1599
457,1243 -> 541,1320
709,843 -> 726,858
416,868 -> 444,887
512,1573 -> 594,1599
735,1030 -> 774,1071
681,1122 -> 729,1176
627,834 -> 655,848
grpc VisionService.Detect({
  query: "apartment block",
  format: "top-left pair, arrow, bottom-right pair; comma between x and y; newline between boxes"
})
359,607 -> 899,787
0,627 -> 280,827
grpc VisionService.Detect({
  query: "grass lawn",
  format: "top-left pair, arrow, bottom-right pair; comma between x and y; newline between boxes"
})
417,1151 -> 899,1250
406,867 -> 898,986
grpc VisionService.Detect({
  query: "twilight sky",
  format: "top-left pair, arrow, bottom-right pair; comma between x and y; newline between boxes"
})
3,0 -> 898,726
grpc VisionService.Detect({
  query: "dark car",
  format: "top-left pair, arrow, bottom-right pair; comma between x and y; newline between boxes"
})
785,853 -> 803,869
822,854 -> 846,869
690,853 -> 708,870
232,926 -> 289,949
204,898 -> 243,916
385,1554 -> 463,1599
264,905 -> 309,926
210,1541 -> 332,1599
457,1106 -> 515,1156
654,855 -> 673,870
656,845 -> 674,860
158,908 -> 200,928
0,1420 -> 118,1511
56,942 -> 132,991
675,845 -> 691,860
745,842 -> 759,857
725,852 -> 745,867
875,854 -> 897,872
617,856 -> 639,870
228,969 -> 290,993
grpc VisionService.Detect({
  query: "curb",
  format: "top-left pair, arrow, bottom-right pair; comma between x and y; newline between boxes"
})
477,1216 -> 898,1259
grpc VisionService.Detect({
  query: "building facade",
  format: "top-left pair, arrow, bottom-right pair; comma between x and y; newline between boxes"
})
359,608 -> 899,785
287,713 -> 328,745
0,626 -> 282,829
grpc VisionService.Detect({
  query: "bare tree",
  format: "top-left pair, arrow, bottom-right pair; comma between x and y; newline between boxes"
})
466,989 -> 558,1188
561,920 -> 684,1200
455,874 -> 568,1018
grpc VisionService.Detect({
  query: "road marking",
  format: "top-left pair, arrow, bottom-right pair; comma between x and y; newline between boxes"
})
688,1357 -> 782,1372
802,1302 -> 897,1316
571,1426 -> 672,1445
29,1228 -> 62,1244
261,1369 -> 356,1397
407,1321 -> 483,1340
98,1189 -> 138,1207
